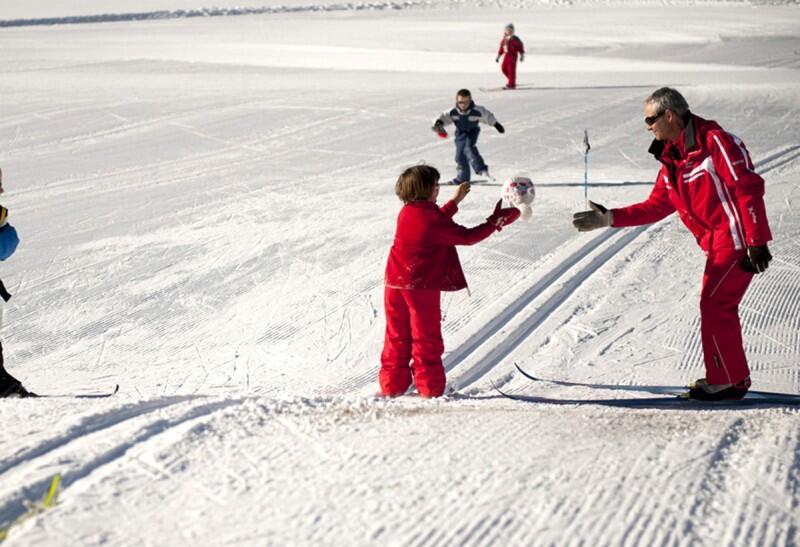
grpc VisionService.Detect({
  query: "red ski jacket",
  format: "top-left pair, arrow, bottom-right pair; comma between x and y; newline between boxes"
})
385,200 -> 496,291
612,114 -> 771,252
498,36 -> 524,60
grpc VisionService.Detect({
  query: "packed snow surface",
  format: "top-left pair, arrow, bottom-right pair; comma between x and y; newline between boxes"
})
1,0 -> 800,545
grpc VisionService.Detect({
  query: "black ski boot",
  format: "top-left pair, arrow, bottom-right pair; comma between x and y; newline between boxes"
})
0,375 -> 37,398
0,341 -> 37,398
687,377 -> 751,401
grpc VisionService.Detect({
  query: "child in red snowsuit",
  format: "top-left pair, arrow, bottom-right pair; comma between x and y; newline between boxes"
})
380,165 -> 520,398
496,23 -> 525,89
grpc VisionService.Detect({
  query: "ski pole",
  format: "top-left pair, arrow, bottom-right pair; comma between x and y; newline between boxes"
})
582,129 -> 591,204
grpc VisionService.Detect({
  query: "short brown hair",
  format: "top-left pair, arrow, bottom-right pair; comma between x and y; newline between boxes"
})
395,164 -> 440,203
457,89 -> 471,98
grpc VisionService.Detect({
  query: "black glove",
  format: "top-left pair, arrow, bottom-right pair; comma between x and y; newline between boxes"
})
494,122 -> 505,134
740,245 -> 772,274
432,120 -> 447,138
572,201 -> 612,232
495,56 -> 501,63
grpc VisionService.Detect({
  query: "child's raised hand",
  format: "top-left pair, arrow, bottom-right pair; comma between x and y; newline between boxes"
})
487,199 -> 521,231
453,182 -> 471,205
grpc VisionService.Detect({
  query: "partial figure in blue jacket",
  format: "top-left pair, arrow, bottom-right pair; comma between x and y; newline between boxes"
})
432,89 -> 505,185
0,168 -> 33,398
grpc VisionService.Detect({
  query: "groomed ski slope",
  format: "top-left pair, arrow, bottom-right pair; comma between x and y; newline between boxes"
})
1,1 -> 800,545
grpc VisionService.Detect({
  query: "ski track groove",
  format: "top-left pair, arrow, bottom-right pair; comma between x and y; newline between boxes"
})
790,429 -> 800,512
0,396 -> 192,477
0,397 -> 244,534
535,434 -> 706,547
440,251 -> 536,337
448,226 -> 648,390
621,444 -> 694,546
709,416 -> 800,546
683,418 -> 746,540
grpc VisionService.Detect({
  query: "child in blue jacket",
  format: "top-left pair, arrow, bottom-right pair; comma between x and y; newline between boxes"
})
432,89 -> 505,185
0,168 -> 32,397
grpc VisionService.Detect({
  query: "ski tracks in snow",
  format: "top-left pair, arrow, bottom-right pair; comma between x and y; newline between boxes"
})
0,396 -> 245,534
445,227 -> 648,391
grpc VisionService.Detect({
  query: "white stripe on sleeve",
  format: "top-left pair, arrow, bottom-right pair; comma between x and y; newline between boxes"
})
713,134 -> 738,182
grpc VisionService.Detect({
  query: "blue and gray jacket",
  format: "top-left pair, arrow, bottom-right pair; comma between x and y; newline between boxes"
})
433,102 -> 498,139
0,205 -> 18,302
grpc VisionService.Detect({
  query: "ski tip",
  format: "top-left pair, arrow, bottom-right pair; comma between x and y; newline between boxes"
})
513,362 -> 539,381
112,384 -> 120,395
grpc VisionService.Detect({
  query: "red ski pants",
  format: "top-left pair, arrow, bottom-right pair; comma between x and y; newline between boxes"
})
501,57 -> 517,88
380,287 -> 446,398
700,249 -> 754,384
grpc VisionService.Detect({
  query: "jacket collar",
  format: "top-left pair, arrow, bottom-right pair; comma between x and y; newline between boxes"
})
408,199 -> 438,209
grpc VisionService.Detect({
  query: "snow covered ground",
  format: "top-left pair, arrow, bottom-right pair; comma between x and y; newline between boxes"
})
1,1 -> 799,544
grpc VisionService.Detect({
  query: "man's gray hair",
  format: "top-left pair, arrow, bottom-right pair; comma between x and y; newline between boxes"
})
646,87 -> 690,116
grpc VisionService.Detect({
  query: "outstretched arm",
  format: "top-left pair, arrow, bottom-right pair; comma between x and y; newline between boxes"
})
610,169 -> 676,227
474,105 -> 498,127
432,111 -> 453,128
432,111 -> 453,137
430,200 -> 519,246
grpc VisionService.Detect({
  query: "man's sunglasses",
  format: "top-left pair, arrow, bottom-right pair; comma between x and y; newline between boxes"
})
645,110 -> 666,126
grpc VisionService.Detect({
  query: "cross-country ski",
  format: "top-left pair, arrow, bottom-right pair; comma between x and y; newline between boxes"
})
41,384 -> 120,399
513,363 -> 800,401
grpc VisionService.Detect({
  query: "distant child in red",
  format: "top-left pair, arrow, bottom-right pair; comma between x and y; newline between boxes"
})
381,165 -> 520,397
496,23 -> 525,89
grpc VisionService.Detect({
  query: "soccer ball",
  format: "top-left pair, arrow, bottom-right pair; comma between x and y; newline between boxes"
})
501,176 -> 535,220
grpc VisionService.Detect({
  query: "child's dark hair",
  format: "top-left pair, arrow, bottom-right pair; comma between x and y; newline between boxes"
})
457,88 -> 471,98
395,165 -> 440,203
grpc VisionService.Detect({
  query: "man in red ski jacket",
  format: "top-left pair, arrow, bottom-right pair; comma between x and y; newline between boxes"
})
381,165 -> 519,398
496,23 -> 524,89
572,87 -> 772,401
